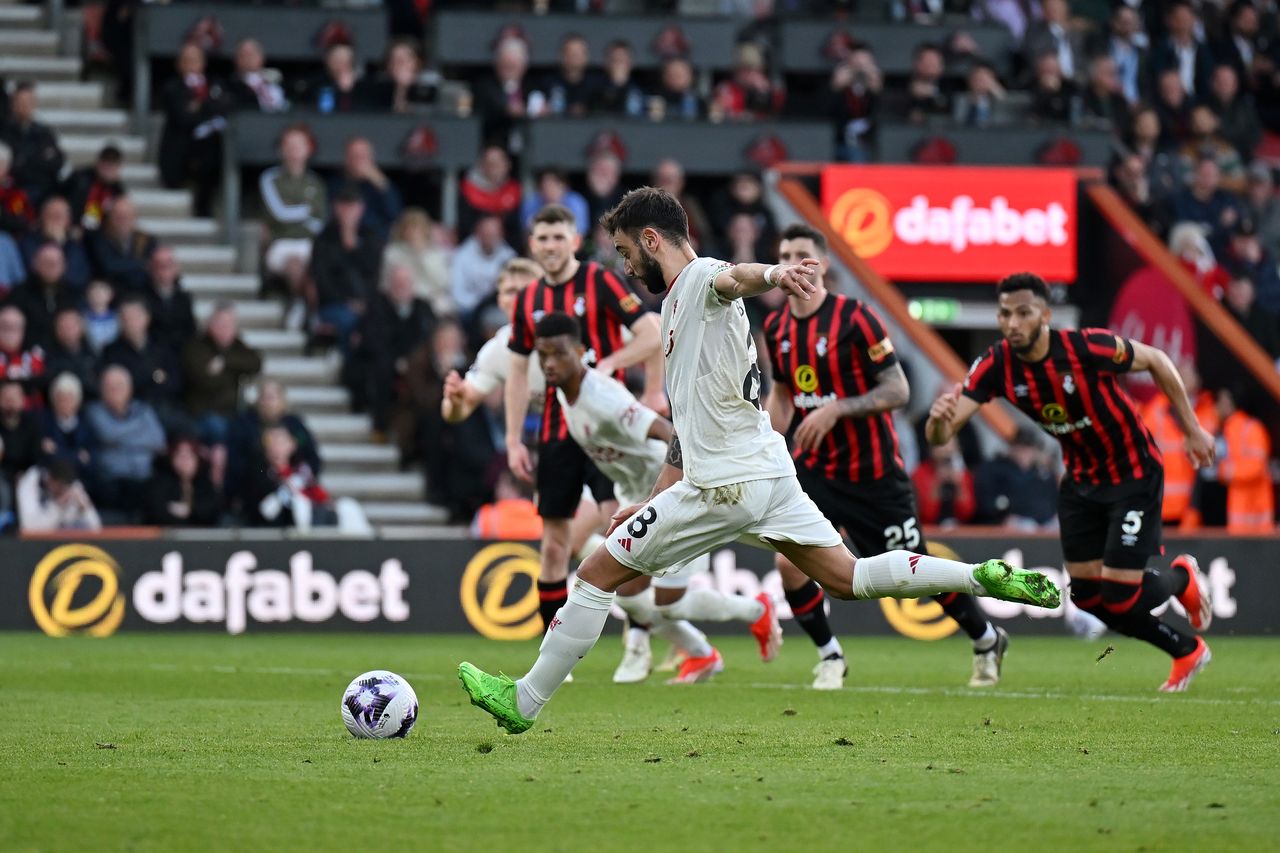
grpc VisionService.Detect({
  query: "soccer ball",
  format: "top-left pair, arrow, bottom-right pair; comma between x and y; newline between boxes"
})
341,670 -> 418,739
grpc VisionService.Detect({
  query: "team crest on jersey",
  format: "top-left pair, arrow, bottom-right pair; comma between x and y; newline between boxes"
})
780,340 -> 792,354
1014,384 -> 1029,397
621,404 -> 640,427
867,337 -> 894,363
574,297 -> 586,316
816,337 -> 829,358
1062,375 -> 1076,395
619,293 -> 641,313
532,309 -> 546,323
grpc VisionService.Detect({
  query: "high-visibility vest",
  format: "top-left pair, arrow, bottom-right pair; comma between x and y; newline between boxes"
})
472,499 -> 544,540
1140,392 -> 1218,523
1221,410 -> 1275,533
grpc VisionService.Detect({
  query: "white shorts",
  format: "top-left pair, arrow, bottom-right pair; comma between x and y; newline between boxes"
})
264,238 -> 313,273
606,476 -> 841,578
651,551 -> 710,589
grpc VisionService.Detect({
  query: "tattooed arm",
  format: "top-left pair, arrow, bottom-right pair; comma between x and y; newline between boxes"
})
792,363 -> 910,454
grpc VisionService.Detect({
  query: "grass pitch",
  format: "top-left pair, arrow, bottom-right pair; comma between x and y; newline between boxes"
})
1,632 -> 1277,853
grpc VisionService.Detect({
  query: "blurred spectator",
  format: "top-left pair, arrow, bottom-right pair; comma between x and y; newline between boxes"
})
309,186 -> 383,351
519,169 -> 590,234
1111,152 -> 1162,227
1092,4 -> 1148,104
82,280 -> 118,355
20,195 -> 91,295
0,379 -> 42,484
724,213 -> 765,267
9,243 -> 73,350
888,42 -> 951,124
953,62 -> 1010,127
1178,104 -> 1246,192
1141,359 -> 1217,526
593,40 -> 645,117
531,33 -> 600,118
652,159 -> 714,252
828,44 -> 882,159
249,424 -> 371,534
1024,0 -> 1084,82
61,144 -> 125,231
1150,1 -> 1215,96
710,171 -> 777,261
1221,218 -> 1280,311
102,296 -> 182,415
449,216 -> 516,319
911,439 -> 977,526
87,197 -> 156,292
1153,68 -> 1193,144
350,265 -> 435,449
1207,64 -> 1261,161
1216,387 -> 1274,532
260,124 -> 326,322
0,141 -> 35,235
0,304 -> 44,403
44,312 -> 100,403
365,39 -> 435,114
309,43 -> 365,114
1215,0 -> 1267,91
226,38 -> 289,113
144,437 -> 221,527
1245,161 -> 1280,256
0,82 -> 65,205
652,57 -> 705,121
181,303 -> 263,445
1081,55 -> 1131,130
584,152 -> 625,229
457,145 -> 521,243
1223,274 -> 1280,357
1030,53 -> 1079,123
86,365 -> 166,513
331,138 -> 402,240
974,430 -> 1059,528
145,246 -> 196,352
229,379 -> 321,508
1168,222 -> 1231,299
158,43 -> 225,217
713,42 -> 783,120
382,209 -> 453,317
472,469 -> 542,540
474,36 -> 531,147
1167,156 -> 1241,249
971,0 -> 1038,41
17,457 -> 100,532
0,231 -> 23,293
1125,105 -> 1182,202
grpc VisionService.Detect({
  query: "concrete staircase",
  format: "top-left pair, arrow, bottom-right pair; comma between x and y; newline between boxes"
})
10,1 -> 444,531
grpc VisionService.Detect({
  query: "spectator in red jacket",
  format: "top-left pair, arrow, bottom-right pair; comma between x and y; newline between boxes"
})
0,141 -> 35,236
912,438 -> 977,527
457,145 -> 521,245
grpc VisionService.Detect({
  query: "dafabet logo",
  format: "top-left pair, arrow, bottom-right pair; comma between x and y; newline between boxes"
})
459,543 -> 543,640
29,544 -> 125,637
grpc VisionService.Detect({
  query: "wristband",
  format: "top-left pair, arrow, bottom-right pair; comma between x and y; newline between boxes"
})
764,264 -> 781,286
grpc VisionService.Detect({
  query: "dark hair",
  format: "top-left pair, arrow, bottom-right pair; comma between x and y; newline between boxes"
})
914,42 -> 944,58
780,223 -> 828,254
117,294 -> 150,312
606,39 -> 632,54
47,457 -> 78,485
534,311 -> 581,341
98,145 -> 124,164
13,81 -> 35,96
996,272 -> 1050,301
531,203 -> 577,229
561,32 -> 588,48
536,167 -> 569,185
599,186 -> 689,244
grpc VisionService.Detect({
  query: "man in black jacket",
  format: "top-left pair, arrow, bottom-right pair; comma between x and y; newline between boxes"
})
145,246 -> 196,351
101,296 -> 183,424
309,186 -> 383,352
350,263 -> 435,439
0,82 -> 64,205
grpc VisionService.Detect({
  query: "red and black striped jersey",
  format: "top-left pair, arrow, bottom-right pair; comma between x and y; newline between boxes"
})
963,327 -> 1162,486
509,260 -> 647,443
763,293 -> 905,483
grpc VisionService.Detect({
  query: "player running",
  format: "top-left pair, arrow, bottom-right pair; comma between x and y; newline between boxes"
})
763,225 -> 1006,691
459,188 -> 1060,734
925,273 -> 1215,693
534,311 -> 780,685
504,204 -> 664,633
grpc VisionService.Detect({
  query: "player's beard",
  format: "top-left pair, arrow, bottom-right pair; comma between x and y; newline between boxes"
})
1009,322 -> 1044,355
634,245 -> 668,294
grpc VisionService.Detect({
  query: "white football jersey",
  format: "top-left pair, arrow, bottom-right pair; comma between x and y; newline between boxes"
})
662,256 -> 794,489
557,370 -> 665,505
466,324 -> 545,399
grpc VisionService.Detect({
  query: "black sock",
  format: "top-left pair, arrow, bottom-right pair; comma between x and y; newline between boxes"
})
537,579 -> 569,631
932,592 -> 991,643
1167,562 -> 1191,597
784,580 -> 835,652
1100,573 -> 1197,658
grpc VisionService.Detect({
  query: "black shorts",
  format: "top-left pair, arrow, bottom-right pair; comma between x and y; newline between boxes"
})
535,437 -> 616,519
795,466 -> 928,557
1058,472 -> 1164,568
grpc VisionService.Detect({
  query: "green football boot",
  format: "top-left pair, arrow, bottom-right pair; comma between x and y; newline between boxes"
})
458,662 -> 534,734
973,559 -> 1061,609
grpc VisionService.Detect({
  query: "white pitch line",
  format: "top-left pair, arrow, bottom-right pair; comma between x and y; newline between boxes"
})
737,681 -> 1280,707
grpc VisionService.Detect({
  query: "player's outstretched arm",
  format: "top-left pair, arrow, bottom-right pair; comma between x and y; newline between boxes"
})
924,383 -> 981,446
713,259 -> 819,302
504,352 -> 534,482
1131,341 -> 1216,467
441,370 -> 486,424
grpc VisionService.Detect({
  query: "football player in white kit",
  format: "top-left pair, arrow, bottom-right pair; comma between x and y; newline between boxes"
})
534,311 -> 785,685
459,187 -> 1061,734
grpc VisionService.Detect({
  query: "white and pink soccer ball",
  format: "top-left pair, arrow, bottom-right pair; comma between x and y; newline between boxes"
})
340,670 -> 418,739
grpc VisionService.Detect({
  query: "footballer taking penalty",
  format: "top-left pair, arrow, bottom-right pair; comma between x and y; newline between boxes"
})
458,188 -> 1060,735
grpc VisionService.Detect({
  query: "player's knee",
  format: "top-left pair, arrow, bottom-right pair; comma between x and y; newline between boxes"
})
1069,578 -> 1104,612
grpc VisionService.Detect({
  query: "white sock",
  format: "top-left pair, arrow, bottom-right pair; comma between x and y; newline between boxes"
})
974,622 -> 997,651
615,588 -> 658,628
516,580 -> 614,718
574,533 -> 606,563
851,550 -> 983,599
818,638 -> 843,659
658,588 -> 764,623
652,617 -> 713,658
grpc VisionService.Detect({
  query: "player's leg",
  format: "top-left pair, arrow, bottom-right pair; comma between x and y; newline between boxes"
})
651,554 -> 778,662
613,574 -> 658,683
778,556 -> 845,689
533,440 -> 593,631
649,562 -> 724,683
568,495 -> 607,563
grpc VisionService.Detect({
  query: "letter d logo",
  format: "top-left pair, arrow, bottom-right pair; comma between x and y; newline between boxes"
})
829,188 -> 894,259
29,544 -> 126,637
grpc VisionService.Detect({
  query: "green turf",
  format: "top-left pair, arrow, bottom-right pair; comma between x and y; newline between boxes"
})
1,632 -> 1278,853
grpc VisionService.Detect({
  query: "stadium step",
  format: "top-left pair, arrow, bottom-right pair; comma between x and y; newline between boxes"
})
130,188 -> 193,219
363,501 -> 450,526
195,298 -> 280,328
141,217 -> 221,244
121,163 -> 162,188
37,108 -> 127,134
0,5 -> 44,27
0,55 -> 82,81
321,443 -> 400,471
63,133 -> 145,166
184,273 -> 256,298
322,472 -> 423,501
245,384 -> 350,414
308,413 -> 373,443
174,245 -> 237,274
263,355 -> 339,386
241,328 -> 305,356
0,30 -> 59,55
34,81 -> 105,109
